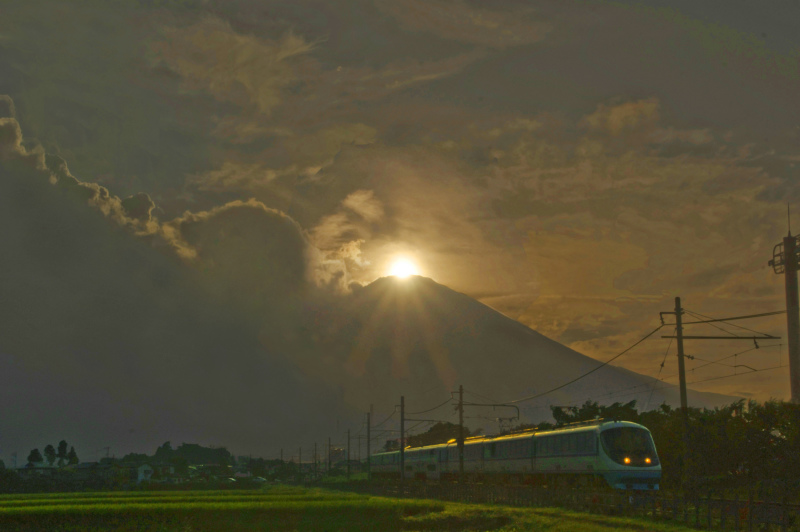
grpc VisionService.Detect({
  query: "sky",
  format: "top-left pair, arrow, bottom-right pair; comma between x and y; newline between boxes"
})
1,0 -> 799,458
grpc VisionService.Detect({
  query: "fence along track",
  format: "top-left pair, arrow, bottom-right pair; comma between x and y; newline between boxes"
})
324,482 -> 800,531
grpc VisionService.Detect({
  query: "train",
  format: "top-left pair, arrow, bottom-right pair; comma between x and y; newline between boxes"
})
369,420 -> 661,490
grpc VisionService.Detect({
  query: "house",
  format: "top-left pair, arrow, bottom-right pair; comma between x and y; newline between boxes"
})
15,463 -> 58,480
125,463 -> 154,483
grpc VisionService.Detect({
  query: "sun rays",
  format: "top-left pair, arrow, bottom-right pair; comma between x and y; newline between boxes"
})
387,257 -> 420,278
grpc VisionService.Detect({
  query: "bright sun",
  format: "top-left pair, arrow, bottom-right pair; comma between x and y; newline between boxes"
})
387,258 -> 420,278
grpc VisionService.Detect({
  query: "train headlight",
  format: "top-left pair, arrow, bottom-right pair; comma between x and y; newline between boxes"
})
623,457 -> 631,464
645,457 -> 651,464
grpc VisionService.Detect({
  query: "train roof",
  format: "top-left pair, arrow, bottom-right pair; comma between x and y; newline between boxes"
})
368,420 -> 652,456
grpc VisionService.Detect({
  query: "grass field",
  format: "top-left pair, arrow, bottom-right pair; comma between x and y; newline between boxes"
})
0,486 -> 696,531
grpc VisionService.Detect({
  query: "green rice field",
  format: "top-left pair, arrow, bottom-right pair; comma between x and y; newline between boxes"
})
0,486 -> 696,531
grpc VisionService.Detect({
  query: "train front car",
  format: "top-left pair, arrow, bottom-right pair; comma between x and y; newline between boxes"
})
597,421 -> 661,490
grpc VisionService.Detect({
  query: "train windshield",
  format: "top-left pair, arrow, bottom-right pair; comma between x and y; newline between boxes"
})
600,427 -> 659,466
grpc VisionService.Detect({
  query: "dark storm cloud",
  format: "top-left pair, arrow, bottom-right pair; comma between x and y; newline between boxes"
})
0,107 -> 359,459
0,95 -> 15,118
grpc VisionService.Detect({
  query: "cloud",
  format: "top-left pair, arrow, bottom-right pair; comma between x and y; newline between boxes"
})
159,199 -> 312,309
375,0 -> 551,48
342,189 -> 384,223
0,94 -> 15,118
151,17 -> 316,114
582,97 -> 661,137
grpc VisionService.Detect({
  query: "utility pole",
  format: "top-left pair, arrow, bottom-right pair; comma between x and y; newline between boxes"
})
314,442 -> 317,480
458,384 -> 464,482
660,297 -> 780,492
327,437 -> 331,472
675,297 -> 689,412
280,448 -> 283,463
769,215 -> 800,403
658,297 -> 691,492
674,297 -> 691,492
366,412 -> 371,481
299,447 -> 302,481
347,429 -> 351,480
400,395 -> 405,483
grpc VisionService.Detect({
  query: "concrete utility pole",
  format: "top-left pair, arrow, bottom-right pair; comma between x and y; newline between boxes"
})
458,384 -> 464,482
327,437 -> 331,472
400,395 -> 405,483
769,220 -> 800,403
366,412 -> 371,481
346,429 -> 350,480
658,297 -> 691,492
314,442 -> 317,480
675,297 -> 689,412
660,297 -> 781,493
674,297 -> 691,492
299,447 -> 302,479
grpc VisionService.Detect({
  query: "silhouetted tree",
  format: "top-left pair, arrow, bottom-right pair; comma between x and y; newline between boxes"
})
67,446 -> 78,465
27,448 -> 43,465
57,440 -> 68,466
551,400 -> 638,425
43,444 -> 56,466
406,422 -> 481,448
155,441 -> 174,462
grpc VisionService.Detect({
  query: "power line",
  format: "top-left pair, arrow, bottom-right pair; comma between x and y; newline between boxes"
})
644,328 -> 675,411
684,308 -> 778,338
407,397 -> 453,415
464,389 -> 500,404
372,409 -> 397,429
681,310 -> 785,325
684,310 -> 741,338
507,324 -> 664,405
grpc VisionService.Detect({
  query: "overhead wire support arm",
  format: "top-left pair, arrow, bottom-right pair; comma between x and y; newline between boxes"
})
681,310 -> 786,324
661,335 -> 781,340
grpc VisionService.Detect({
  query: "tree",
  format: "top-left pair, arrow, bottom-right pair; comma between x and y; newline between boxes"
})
154,441 -> 174,462
43,444 -> 56,466
551,400 -> 639,426
67,446 -> 79,465
27,448 -> 43,465
406,422 -> 481,448
57,440 -> 68,466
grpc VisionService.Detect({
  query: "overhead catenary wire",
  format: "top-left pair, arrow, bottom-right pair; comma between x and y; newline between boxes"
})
683,308 -> 779,338
407,397 -> 453,416
573,364 -> 788,405
507,324 -> 664,405
684,310 -> 741,337
644,328 -> 675,411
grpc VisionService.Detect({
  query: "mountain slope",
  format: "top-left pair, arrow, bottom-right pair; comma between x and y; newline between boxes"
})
311,275 -> 735,426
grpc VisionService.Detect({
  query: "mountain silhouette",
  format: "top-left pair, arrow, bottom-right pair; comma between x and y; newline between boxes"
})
310,275 -> 735,427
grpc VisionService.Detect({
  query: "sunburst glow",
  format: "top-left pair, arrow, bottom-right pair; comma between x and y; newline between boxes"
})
387,258 -> 420,278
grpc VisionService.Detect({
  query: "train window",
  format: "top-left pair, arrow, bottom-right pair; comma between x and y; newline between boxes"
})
485,442 -> 496,458
600,427 -> 658,466
537,436 -> 554,457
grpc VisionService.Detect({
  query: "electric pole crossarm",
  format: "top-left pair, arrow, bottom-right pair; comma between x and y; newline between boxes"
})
661,335 -> 781,340
681,310 -> 786,324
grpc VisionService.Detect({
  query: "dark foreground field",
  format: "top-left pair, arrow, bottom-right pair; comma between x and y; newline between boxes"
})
0,486 -> 695,531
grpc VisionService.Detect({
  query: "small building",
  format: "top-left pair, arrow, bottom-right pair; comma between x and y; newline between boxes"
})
15,463 -> 58,479
126,463 -> 154,483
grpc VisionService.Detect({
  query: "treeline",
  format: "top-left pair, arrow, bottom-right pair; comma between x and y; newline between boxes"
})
544,399 -> 800,490
23,440 -> 79,467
